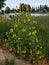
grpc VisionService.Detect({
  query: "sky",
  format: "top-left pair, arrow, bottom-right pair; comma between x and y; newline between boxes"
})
3,0 -> 49,9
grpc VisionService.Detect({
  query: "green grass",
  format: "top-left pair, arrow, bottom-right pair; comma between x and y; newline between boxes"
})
31,16 -> 49,30
35,16 -> 49,60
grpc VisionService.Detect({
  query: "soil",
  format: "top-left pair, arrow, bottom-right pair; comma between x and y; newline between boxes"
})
0,47 -> 49,65
0,47 -> 32,65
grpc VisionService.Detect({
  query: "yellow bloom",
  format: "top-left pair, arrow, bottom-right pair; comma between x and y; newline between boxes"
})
26,8 -> 29,11
33,21 -> 37,24
6,32 -> 8,35
32,30 -> 37,35
24,20 -> 26,23
28,32 -> 31,36
18,37 -> 21,40
9,28 -> 13,33
26,12 -> 28,17
26,12 -> 28,15
23,50 -> 26,54
28,19 -> 30,22
4,43 -> 8,47
18,46 -> 20,50
17,50 -> 19,54
34,30 -> 37,34
40,46 -> 42,49
14,24 -> 18,28
36,51 -> 42,55
39,55 -> 45,59
36,38 -> 38,43
9,48 -> 12,52
30,49 -> 32,55
32,31 -> 35,35
12,34 -> 16,37
22,28 -> 26,32
32,27 -> 35,29
18,19 -> 20,22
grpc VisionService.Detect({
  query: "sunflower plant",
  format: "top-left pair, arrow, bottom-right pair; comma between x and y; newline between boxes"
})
5,13 -> 45,64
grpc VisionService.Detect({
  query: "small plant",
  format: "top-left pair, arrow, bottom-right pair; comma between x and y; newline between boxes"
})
0,57 -> 16,65
5,57 -> 15,65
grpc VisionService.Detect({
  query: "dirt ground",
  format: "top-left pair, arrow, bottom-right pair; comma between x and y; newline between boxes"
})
0,47 -> 49,65
0,48 -> 32,65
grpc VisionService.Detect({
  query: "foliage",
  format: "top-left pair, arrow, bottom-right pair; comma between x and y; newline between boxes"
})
3,13 -> 45,64
36,5 -> 49,13
0,14 -> 49,64
10,4 -> 49,13
5,6 -> 11,13
31,7 -> 35,12
5,13 -> 39,61
0,0 -> 6,9
4,3 -> 49,13
19,3 -> 31,12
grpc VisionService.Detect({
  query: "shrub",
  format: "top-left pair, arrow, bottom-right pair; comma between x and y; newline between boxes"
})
0,14 -> 48,64
4,13 -> 45,64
